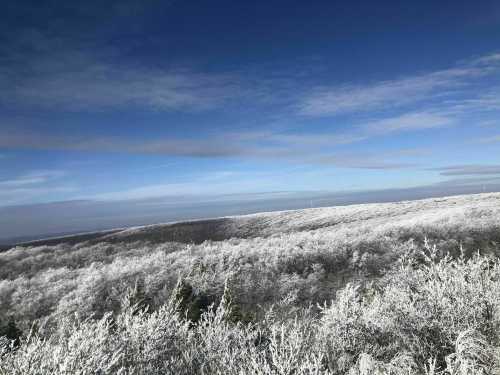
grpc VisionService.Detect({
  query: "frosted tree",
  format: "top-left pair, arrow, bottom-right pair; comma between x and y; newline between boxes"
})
0,317 -> 22,348
217,277 -> 243,324
121,278 -> 152,314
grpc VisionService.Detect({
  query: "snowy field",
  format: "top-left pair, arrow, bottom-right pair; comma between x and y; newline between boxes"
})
1,192 -> 500,374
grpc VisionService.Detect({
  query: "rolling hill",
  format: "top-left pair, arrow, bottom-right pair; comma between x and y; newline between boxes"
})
13,191 -> 500,248
1,192 -> 500,374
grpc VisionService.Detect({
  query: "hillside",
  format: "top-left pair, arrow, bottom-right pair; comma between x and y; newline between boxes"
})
15,192 -> 500,247
1,192 -> 500,374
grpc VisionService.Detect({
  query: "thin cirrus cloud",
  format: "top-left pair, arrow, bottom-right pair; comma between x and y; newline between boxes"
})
252,111 -> 453,150
221,111 -> 453,153
0,132 -> 245,158
477,135 -> 500,143
432,175 -> 500,187
298,54 -> 500,117
0,186 -> 77,207
0,115 -> 442,165
312,156 -> 419,170
4,67 -> 238,112
0,109 -> 453,168
362,112 -> 453,134
84,169 -> 297,202
428,163 -> 500,189
4,25 -> 500,117
0,170 -> 66,188
441,92 -> 500,115
431,165 -> 500,176
0,41 -> 241,112
0,170 -> 74,206
0,23 -> 239,112
309,148 -> 429,170
2,39 -> 500,120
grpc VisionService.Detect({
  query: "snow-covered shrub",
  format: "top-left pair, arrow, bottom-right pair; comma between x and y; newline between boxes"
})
1,244 -> 499,374
2,195 -> 500,373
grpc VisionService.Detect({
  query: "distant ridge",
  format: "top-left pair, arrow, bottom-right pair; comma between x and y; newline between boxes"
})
6,192 -> 500,251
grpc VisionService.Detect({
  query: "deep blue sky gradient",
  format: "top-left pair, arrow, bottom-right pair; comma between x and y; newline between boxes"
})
1,0 -> 500,239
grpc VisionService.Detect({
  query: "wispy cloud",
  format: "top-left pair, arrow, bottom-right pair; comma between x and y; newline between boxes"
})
0,125 -> 434,170
310,148 -> 428,169
431,165 -> 500,176
231,112 -> 452,150
432,176 -> 500,187
312,156 -> 418,169
87,172 -> 285,201
0,29 -> 241,113
477,134 -> 500,143
233,130 -> 368,147
425,164 -> 500,192
363,112 -> 453,134
2,64 -> 237,112
0,186 -> 77,207
0,132 -> 245,157
298,54 -> 500,117
0,30 -> 293,114
477,120 -> 499,128
0,170 -> 74,206
0,170 -> 66,188
472,53 -> 500,65
441,91 -> 500,115
6,24 -> 500,118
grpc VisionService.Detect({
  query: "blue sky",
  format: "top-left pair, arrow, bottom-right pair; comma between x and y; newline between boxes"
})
1,0 -> 500,239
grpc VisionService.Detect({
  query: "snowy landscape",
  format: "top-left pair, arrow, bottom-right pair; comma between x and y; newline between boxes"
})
3,1 -> 500,374
1,193 -> 500,374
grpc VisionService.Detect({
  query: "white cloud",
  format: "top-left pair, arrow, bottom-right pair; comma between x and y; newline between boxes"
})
232,114 -> 448,151
433,176 -> 500,187
298,54 -> 500,117
0,132 -> 245,157
477,120 -> 499,127
0,170 -> 66,188
477,134 -> 500,143
0,186 -> 77,207
268,133 -> 368,146
0,114 -> 441,168
441,91 -> 500,115
313,156 -> 418,169
363,112 -> 453,134
471,53 -> 500,66
433,165 -> 500,176
0,169 -> 71,206
309,148 -> 428,169
88,176 -> 281,201
0,46 -> 240,112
